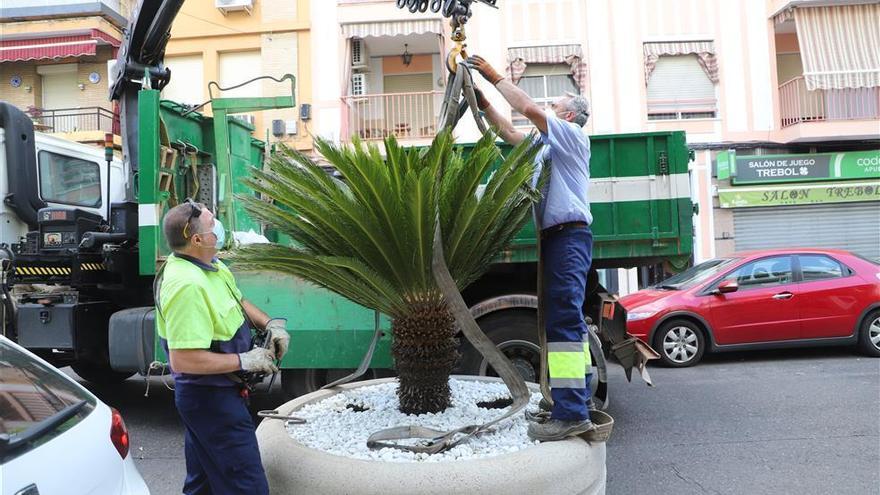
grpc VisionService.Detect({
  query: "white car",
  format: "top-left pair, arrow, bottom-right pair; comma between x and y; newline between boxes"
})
0,336 -> 150,495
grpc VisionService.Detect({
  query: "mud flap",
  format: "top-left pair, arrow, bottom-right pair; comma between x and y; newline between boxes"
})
598,294 -> 659,386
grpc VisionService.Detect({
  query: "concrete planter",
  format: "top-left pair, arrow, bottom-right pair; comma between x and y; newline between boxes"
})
256,376 -> 606,495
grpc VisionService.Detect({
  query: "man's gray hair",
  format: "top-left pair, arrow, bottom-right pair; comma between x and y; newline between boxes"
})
564,92 -> 590,127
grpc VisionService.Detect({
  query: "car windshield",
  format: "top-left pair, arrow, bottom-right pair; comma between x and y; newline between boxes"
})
655,257 -> 738,290
0,339 -> 95,462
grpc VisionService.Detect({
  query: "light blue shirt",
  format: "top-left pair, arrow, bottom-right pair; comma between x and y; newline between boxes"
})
533,108 -> 592,229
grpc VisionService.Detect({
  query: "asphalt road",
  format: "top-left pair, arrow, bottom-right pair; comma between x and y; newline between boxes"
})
72,347 -> 879,495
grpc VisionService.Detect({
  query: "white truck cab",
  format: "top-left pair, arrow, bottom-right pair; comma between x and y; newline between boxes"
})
0,129 -> 125,249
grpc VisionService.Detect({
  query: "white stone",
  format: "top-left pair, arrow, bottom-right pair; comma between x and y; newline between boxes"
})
284,377 -> 542,463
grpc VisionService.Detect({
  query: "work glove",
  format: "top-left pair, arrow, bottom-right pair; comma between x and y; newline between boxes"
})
467,55 -> 504,86
473,87 -> 490,110
265,318 -> 291,360
238,347 -> 279,374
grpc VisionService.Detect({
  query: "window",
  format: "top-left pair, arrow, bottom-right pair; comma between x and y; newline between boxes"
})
0,339 -> 96,463
647,55 -> 717,120
658,257 -> 738,290
513,64 -> 578,126
719,256 -> 793,290
219,51 -> 262,99
798,255 -> 845,281
161,54 -> 205,106
38,151 -> 101,207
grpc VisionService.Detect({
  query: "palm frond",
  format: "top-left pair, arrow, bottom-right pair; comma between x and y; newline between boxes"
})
233,129 -> 540,317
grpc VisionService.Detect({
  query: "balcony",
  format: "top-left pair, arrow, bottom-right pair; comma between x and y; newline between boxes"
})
27,107 -> 118,134
342,91 -> 443,141
779,76 -> 880,127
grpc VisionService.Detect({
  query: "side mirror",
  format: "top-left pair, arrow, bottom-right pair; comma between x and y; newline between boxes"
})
715,280 -> 739,295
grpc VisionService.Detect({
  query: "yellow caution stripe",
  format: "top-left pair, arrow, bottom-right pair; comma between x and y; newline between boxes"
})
14,266 -> 72,275
79,263 -> 106,271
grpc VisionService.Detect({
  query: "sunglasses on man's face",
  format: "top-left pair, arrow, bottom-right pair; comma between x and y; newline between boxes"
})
182,198 -> 203,239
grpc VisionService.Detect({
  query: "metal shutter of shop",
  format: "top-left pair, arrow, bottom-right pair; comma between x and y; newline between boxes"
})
733,203 -> 880,258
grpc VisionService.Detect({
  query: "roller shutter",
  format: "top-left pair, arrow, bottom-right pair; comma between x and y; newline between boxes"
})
733,202 -> 880,258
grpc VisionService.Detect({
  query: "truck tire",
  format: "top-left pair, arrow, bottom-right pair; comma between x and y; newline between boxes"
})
458,309 -> 601,399
857,309 -> 880,357
652,318 -> 706,367
458,309 -> 542,383
71,362 -> 135,385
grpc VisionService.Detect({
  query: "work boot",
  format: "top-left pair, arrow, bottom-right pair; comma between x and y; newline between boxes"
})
527,418 -> 596,442
524,397 -> 598,423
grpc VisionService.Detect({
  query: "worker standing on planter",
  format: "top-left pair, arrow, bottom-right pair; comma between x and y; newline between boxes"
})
467,55 -> 596,442
156,200 -> 290,494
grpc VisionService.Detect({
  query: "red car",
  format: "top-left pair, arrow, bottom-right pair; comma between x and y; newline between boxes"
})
621,249 -> 880,367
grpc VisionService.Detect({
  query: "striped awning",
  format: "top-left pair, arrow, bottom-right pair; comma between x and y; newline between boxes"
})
508,45 -> 583,65
794,4 -> 880,90
0,30 -> 120,63
506,45 -> 588,92
341,19 -> 443,38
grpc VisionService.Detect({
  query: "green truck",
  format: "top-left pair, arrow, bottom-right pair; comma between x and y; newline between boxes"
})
0,0 -> 693,403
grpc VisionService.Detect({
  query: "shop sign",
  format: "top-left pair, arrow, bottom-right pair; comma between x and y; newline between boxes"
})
718,181 -> 880,208
729,150 -> 880,185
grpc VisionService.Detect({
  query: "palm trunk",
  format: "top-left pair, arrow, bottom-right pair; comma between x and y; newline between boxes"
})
391,302 -> 459,415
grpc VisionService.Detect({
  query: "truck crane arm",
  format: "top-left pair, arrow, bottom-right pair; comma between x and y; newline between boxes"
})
109,0 -> 185,179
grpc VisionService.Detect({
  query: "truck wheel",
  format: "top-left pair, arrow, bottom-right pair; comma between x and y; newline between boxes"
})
459,309 -> 541,382
857,309 -> 880,357
653,319 -> 705,367
281,368 -> 386,400
71,362 -> 135,385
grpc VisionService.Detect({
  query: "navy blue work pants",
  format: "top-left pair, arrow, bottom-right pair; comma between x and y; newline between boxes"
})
542,225 -> 593,421
174,384 -> 269,495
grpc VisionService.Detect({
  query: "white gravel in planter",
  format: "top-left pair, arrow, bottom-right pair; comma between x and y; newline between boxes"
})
285,378 -> 544,462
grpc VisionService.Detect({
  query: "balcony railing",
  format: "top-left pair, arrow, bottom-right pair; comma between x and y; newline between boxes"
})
27,107 -> 118,134
779,76 -> 880,127
342,91 -> 443,141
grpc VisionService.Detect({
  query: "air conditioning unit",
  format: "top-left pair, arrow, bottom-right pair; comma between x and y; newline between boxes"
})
351,38 -> 369,70
351,73 -> 368,97
216,0 -> 254,15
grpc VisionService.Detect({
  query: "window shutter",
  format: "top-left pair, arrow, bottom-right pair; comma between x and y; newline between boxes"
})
647,55 -> 716,116
161,55 -> 204,105
219,51 -> 262,98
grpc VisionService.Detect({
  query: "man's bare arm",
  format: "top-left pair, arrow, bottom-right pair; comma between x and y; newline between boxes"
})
481,98 -> 527,145
169,349 -> 240,374
241,299 -> 270,329
467,56 -> 548,135
494,80 -> 548,135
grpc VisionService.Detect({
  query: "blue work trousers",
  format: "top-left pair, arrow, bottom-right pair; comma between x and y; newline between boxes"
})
542,225 -> 593,421
174,384 -> 269,495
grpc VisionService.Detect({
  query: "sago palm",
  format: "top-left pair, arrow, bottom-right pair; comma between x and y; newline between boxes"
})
234,129 -> 541,414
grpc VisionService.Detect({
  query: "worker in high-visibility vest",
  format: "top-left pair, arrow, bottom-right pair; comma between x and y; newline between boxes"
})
469,55 -> 596,441
156,200 -> 290,494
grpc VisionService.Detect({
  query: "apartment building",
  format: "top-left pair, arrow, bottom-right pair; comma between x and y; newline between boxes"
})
311,0 -> 880,266
0,0 -> 136,143
164,0 -> 312,150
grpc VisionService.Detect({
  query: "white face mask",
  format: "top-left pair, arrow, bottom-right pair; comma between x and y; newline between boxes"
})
194,219 -> 226,249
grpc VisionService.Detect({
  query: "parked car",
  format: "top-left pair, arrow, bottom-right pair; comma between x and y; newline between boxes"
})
0,336 -> 150,495
621,249 -> 880,367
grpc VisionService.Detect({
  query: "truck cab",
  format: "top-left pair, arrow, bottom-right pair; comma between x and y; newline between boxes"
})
0,102 -> 141,383
0,113 -> 125,249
